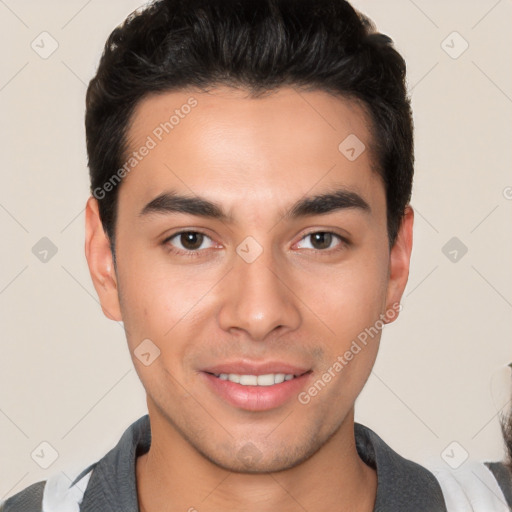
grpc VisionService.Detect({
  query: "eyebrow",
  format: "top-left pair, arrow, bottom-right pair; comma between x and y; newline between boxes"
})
139,188 -> 371,223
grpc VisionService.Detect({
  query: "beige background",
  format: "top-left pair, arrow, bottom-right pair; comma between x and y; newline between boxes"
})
1,0 -> 511,500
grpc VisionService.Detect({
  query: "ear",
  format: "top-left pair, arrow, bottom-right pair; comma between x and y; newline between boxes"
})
383,205 -> 414,324
84,196 -> 122,321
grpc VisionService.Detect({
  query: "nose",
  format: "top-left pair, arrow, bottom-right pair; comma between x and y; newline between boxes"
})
217,243 -> 302,341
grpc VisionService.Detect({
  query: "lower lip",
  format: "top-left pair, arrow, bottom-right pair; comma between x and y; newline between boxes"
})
202,372 -> 311,411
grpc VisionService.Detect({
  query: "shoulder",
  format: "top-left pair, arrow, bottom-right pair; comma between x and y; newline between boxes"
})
354,423 -> 447,511
486,460 -> 512,507
1,415 -> 149,512
427,459 -> 511,512
0,480 -> 46,512
0,464 -> 95,512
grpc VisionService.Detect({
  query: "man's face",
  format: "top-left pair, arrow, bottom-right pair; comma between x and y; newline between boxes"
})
87,86 -> 411,472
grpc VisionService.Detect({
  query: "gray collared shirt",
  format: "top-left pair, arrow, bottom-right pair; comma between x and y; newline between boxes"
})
2,414 -> 450,511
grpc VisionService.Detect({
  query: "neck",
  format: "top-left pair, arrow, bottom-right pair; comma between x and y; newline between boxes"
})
137,405 -> 376,512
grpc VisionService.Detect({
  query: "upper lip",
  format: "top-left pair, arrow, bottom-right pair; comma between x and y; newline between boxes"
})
201,360 -> 311,377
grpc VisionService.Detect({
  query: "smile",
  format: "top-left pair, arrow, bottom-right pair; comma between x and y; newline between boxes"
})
210,373 -> 297,386
202,369 -> 312,411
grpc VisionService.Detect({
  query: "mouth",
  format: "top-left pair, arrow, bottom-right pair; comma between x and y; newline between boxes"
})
205,371 -> 307,386
200,363 -> 313,411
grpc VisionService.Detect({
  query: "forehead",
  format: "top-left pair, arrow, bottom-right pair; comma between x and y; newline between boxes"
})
120,86 -> 384,223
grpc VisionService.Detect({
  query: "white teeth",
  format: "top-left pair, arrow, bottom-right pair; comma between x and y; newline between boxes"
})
274,373 -> 285,384
239,375 -> 258,385
214,373 -> 296,385
257,374 -> 275,386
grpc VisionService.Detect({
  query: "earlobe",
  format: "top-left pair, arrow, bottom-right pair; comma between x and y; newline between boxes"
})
84,196 -> 123,321
383,205 -> 414,324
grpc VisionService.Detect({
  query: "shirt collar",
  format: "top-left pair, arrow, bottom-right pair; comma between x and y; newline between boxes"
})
354,423 -> 446,511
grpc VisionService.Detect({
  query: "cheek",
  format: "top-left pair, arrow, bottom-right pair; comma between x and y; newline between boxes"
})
306,251 -> 388,329
116,252 -> 215,351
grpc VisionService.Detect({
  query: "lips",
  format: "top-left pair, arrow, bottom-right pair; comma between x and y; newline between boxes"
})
200,360 -> 312,411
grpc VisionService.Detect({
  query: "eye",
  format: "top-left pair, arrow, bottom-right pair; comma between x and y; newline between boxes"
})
163,230 -> 348,258
164,231 -> 216,256
295,231 -> 346,252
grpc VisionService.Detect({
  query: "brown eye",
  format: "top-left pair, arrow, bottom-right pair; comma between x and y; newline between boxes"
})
164,231 -> 215,255
310,232 -> 333,250
179,232 -> 204,250
296,231 -> 344,251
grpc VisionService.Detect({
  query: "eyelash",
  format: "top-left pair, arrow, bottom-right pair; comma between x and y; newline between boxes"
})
162,230 -> 349,258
